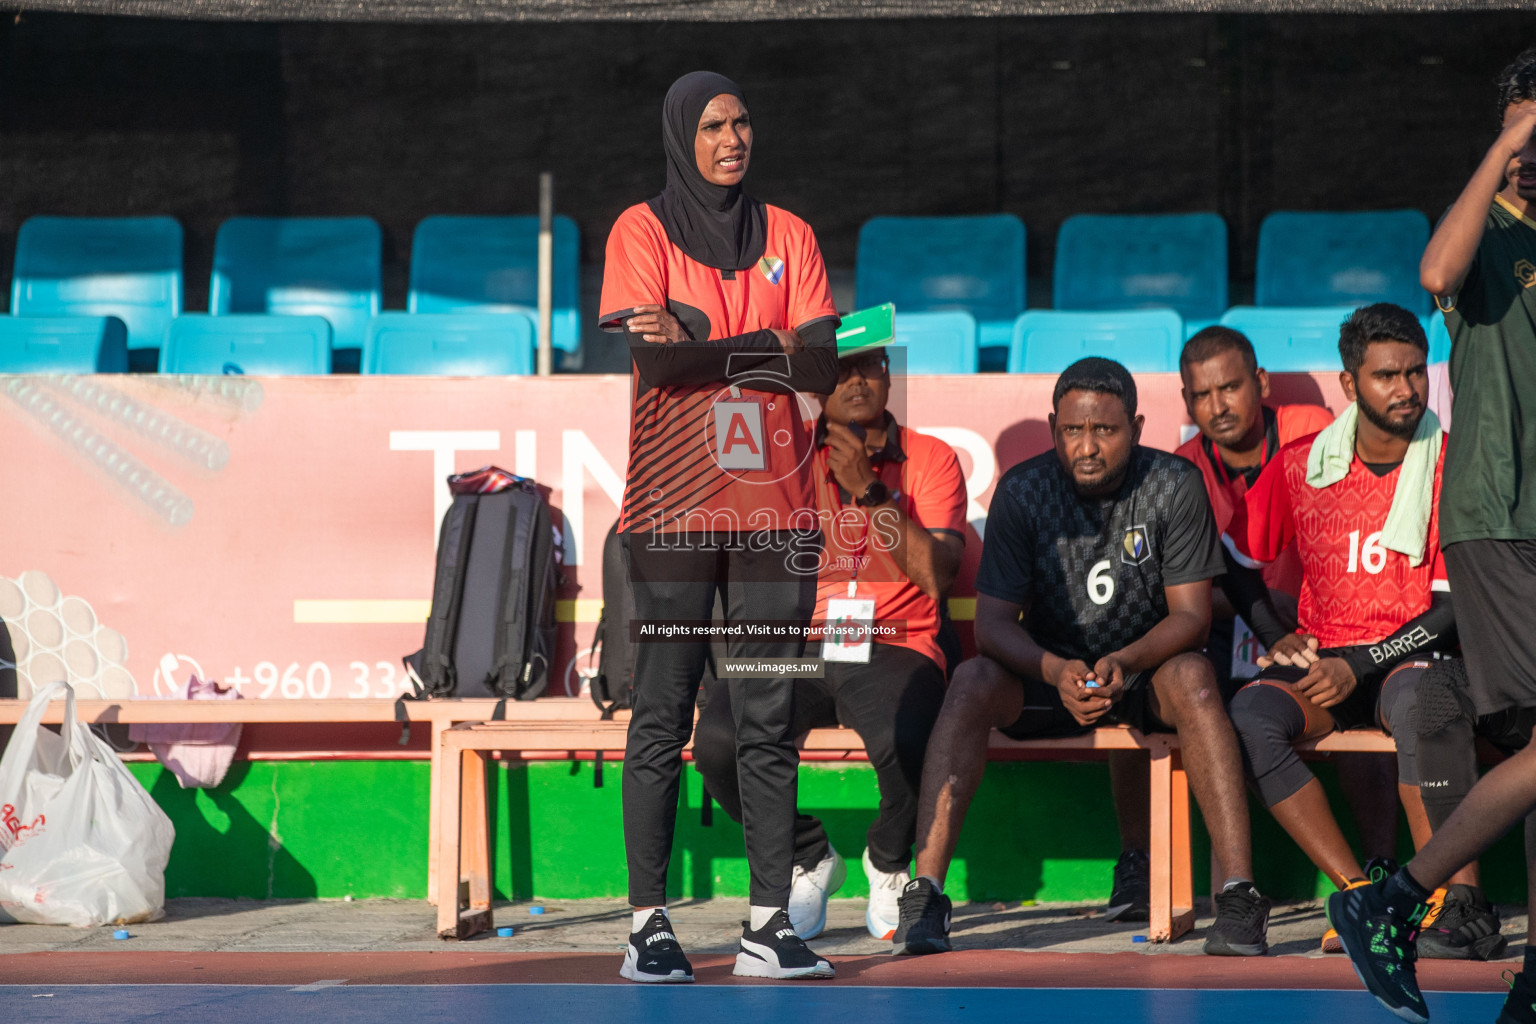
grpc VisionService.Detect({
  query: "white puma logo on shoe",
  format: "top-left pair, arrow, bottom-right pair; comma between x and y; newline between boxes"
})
646,932 -> 676,945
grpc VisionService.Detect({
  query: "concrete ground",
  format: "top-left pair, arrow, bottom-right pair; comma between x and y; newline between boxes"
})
0,897 -> 1527,960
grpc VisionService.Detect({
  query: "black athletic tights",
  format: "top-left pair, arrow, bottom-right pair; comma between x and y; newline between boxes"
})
622,530 -> 819,909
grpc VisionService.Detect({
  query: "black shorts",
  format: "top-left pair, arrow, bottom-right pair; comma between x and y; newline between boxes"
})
998,668 -> 1172,739
1444,539 -> 1536,716
1243,664 -> 1386,732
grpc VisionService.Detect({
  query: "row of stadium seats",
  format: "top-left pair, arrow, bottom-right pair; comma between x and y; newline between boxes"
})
861,209 -> 1434,355
895,305 -> 1450,375
0,209 -> 1437,375
5,214 -> 581,359
0,311 -> 536,375
1,303 -> 1449,376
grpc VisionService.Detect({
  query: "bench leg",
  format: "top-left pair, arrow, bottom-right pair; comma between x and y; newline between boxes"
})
436,739 -> 464,939
458,749 -> 493,939
427,719 -> 445,906
1149,739 -> 1197,942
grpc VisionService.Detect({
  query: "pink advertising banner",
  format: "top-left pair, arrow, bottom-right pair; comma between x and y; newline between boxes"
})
0,371 -> 1350,726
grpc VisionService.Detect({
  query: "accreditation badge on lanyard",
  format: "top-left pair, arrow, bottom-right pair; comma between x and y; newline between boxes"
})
825,582 -> 876,664
824,471 -> 877,664
713,388 -> 767,471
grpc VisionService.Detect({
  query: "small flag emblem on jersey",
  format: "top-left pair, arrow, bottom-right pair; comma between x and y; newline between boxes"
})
1122,526 -> 1151,565
758,256 -> 785,285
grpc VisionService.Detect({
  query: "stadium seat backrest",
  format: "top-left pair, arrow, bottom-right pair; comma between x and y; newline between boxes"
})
210,217 -> 381,352
892,311 -> 979,374
1218,306 -> 1359,372
1053,212 -> 1228,323
11,216 -> 182,353
1255,210 -> 1431,315
0,315 -> 129,372
160,314 -> 332,375
408,215 -> 581,354
856,215 -> 1026,326
1421,311 -> 1452,363
363,313 -> 535,376
1008,309 -> 1183,374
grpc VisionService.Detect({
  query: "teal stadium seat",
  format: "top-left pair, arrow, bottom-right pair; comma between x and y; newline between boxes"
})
11,216 -> 182,365
408,216 -> 581,356
893,311 -> 978,374
362,313 -> 534,375
210,217 -> 381,357
0,315 -> 128,373
1256,210 -> 1431,316
1219,306 -> 1358,372
855,215 -> 1025,365
1053,213 -> 1227,338
160,315 -> 332,375
1421,312 -> 1452,363
1008,309 -> 1183,374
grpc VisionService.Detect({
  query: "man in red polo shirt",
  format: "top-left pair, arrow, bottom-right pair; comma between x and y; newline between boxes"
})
692,334 -> 967,943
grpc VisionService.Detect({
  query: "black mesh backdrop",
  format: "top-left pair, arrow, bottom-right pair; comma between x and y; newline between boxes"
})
6,1 -> 1532,20
0,13 -> 1528,369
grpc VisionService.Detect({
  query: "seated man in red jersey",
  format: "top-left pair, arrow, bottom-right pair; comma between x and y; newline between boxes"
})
1222,304 -> 1468,956
1176,328 -> 1402,889
693,335 -> 967,944
1176,326 -> 1333,679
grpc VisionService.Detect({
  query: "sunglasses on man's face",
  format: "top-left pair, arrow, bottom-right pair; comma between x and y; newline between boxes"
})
837,352 -> 889,383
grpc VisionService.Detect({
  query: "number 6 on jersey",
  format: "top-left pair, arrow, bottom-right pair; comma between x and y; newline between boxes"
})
1087,559 -> 1116,605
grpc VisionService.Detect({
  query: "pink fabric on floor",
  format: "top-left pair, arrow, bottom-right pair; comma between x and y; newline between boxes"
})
128,676 -> 243,789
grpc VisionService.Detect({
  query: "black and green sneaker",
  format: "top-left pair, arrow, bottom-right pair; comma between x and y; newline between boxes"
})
1497,969 -> 1536,1024
1325,880 -> 1430,1024
1364,857 -> 1401,885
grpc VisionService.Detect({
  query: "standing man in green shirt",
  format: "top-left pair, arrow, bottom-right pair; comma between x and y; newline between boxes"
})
1325,47 -> 1536,1024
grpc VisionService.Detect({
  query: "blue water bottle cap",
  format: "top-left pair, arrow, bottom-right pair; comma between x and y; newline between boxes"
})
529,906 -> 545,915
496,926 -> 515,937
1132,935 -> 1148,943
112,929 -> 131,940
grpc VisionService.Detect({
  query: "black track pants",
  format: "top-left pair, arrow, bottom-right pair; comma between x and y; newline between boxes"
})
694,642 -> 947,875
621,531 -> 818,909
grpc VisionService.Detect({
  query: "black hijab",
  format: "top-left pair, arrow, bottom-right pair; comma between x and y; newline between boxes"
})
647,71 -> 767,272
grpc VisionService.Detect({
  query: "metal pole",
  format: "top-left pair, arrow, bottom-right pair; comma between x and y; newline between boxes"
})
537,171 -> 554,377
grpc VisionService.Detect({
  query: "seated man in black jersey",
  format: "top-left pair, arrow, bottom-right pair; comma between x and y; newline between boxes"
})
894,357 -> 1264,958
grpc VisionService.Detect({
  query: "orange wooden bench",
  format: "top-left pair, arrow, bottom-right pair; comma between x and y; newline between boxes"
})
435,717 -> 1196,944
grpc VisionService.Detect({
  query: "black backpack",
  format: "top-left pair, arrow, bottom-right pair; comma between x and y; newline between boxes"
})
589,521 -> 637,718
406,472 -> 561,700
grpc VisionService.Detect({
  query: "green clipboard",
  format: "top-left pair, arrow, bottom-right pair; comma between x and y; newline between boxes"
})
834,303 -> 895,357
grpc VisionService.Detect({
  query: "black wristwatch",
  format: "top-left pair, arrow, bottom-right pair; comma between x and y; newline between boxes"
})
854,480 -> 890,508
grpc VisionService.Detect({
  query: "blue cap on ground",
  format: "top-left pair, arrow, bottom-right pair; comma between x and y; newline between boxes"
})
496,926 -> 514,937
1132,935 -> 1148,943
112,929 -> 130,940
529,906 -> 545,915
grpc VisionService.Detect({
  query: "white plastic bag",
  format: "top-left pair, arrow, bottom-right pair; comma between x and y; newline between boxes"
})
0,681 -> 175,926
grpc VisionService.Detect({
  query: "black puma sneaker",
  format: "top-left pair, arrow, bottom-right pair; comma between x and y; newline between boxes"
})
734,909 -> 835,979
619,909 -> 694,983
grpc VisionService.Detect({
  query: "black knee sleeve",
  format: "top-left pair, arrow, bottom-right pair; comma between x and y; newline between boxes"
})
1415,657 -> 1479,831
1379,668 -> 1421,786
1229,682 -> 1313,808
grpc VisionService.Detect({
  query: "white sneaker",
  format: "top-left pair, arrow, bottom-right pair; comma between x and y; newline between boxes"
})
863,847 -> 909,941
788,846 -> 846,939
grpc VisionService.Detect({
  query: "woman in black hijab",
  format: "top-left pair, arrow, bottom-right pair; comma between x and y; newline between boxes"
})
599,70 -> 840,984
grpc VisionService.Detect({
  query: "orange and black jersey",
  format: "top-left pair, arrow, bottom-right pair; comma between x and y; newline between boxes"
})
600,201 -> 840,534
